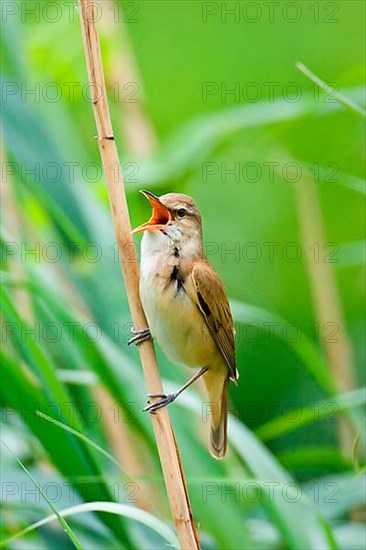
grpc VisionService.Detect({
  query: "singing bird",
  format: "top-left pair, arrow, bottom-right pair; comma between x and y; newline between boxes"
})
130,191 -> 238,458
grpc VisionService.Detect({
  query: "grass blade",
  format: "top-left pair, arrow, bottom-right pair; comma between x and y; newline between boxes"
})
1,441 -> 84,550
36,411 -> 128,476
162,381 -> 338,550
1,501 -> 179,549
231,300 -> 335,394
296,62 -> 366,117
256,388 -> 366,443
0,352 -> 133,545
229,422 -> 338,550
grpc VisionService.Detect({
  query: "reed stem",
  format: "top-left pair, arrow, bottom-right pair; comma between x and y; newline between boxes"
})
78,2 -> 199,547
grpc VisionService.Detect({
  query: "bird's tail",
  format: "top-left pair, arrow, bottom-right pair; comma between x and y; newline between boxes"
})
205,371 -> 228,459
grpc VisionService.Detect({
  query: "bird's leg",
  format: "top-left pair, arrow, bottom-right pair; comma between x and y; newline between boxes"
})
128,327 -> 152,346
144,367 -> 208,413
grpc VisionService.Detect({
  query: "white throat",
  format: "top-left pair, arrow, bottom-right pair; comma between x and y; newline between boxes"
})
140,225 -> 202,261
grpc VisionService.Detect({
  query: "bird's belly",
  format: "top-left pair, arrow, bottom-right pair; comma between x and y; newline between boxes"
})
141,282 -> 216,368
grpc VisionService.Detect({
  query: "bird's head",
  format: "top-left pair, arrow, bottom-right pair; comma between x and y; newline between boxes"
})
132,191 -> 202,242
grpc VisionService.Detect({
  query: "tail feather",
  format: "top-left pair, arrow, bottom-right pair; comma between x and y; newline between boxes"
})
208,375 -> 228,459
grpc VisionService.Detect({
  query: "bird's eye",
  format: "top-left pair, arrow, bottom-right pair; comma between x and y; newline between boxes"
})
177,208 -> 187,218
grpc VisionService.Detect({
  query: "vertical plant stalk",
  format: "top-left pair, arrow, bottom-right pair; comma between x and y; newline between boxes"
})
0,142 -> 34,321
98,2 -> 161,505
77,1 -> 199,548
294,169 -> 356,454
101,1 -> 158,156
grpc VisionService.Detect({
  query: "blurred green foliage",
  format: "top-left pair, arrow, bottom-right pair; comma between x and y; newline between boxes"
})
1,1 -> 365,548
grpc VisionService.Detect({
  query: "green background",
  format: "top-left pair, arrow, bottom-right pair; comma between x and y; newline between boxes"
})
1,1 -> 365,548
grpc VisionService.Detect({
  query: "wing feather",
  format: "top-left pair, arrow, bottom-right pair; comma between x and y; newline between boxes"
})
189,262 -> 238,382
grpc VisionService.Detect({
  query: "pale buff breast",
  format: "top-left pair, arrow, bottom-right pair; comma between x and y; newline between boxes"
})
140,249 -> 217,368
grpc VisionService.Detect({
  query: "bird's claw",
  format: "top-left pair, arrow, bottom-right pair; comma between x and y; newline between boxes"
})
127,327 -> 151,346
143,392 -> 178,413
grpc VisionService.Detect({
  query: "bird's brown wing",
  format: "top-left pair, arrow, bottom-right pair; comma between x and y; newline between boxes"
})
189,261 -> 238,382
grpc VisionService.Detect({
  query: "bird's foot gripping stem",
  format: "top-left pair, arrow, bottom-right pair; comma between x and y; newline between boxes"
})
128,327 -> 151,346
143,366 -> 208,413
143,392 -> 178,413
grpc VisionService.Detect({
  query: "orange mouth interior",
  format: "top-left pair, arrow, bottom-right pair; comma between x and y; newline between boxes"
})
131,190 -> 172,234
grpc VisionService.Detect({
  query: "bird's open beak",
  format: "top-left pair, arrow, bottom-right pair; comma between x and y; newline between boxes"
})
131,190 -> 172,234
